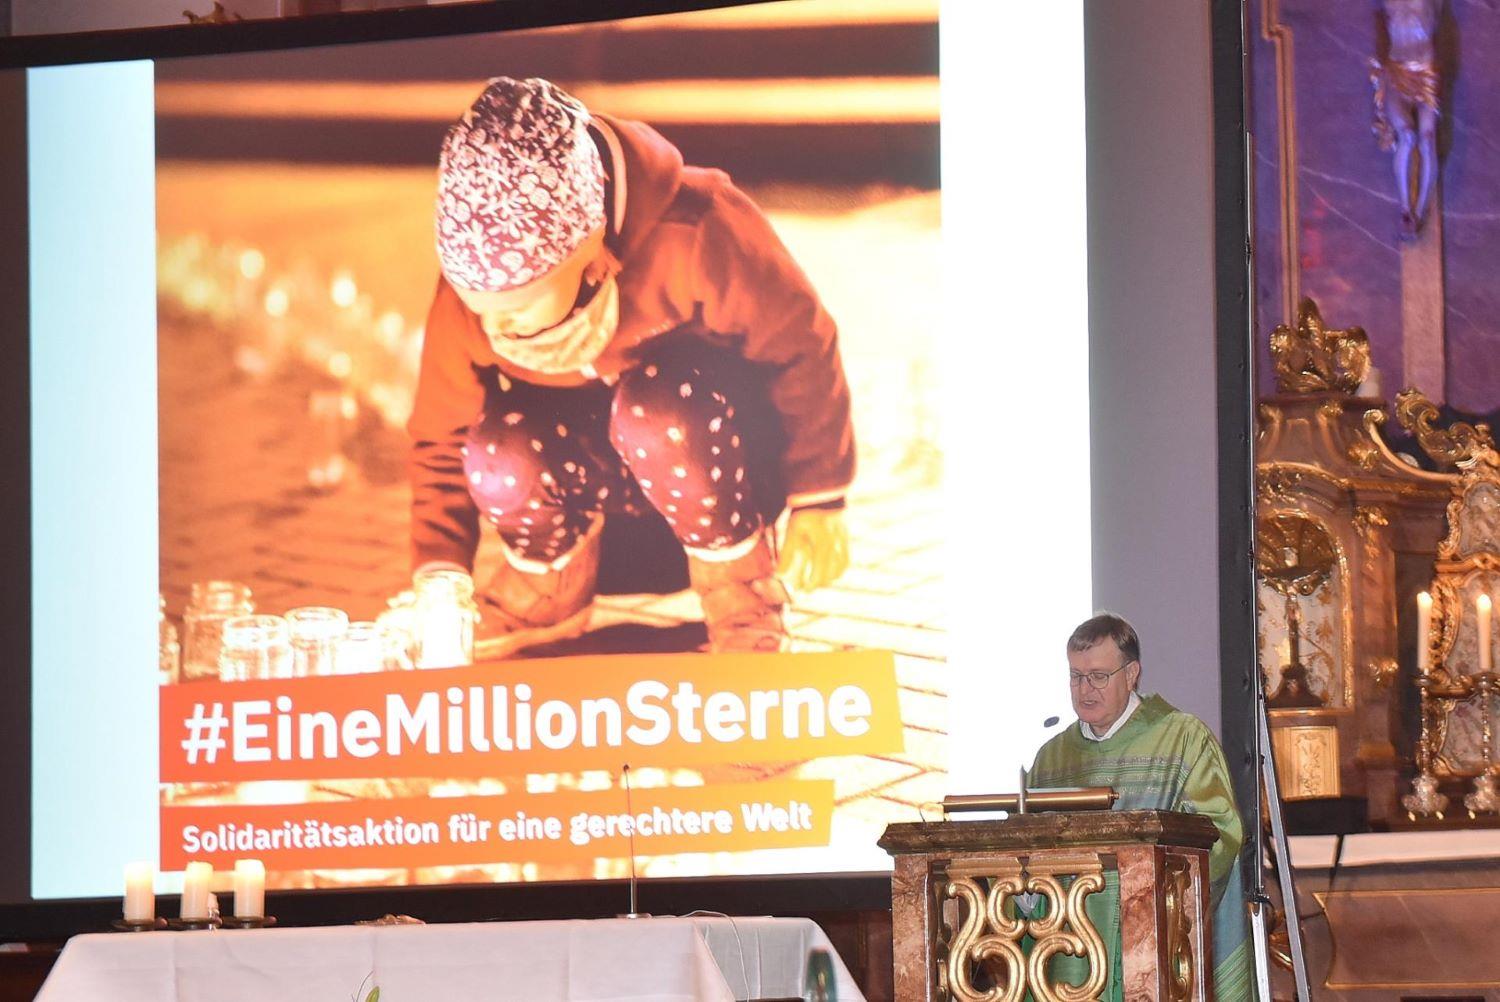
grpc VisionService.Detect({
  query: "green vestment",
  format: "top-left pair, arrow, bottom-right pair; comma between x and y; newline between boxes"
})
1029,693 -> 1252,1002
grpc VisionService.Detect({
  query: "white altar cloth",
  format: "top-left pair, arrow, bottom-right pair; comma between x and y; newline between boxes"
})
35,915 -> 864,1002
1289,829 -> 1500,868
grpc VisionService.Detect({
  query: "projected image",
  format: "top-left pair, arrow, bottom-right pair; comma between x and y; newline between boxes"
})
152,0 -> 944,887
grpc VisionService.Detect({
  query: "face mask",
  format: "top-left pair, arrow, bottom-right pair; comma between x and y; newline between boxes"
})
483,275 -> 619,376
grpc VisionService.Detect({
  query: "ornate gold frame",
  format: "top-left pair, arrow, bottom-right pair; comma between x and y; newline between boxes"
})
1256,499 -> 1357,712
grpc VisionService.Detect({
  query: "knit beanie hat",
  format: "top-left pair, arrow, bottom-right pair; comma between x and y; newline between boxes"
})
436,77 -> 607,292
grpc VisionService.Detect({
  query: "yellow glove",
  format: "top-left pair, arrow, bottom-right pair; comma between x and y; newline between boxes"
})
777,506 -> 850,593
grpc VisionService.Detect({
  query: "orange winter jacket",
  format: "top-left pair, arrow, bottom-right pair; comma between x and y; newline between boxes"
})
407,113 -> 855,571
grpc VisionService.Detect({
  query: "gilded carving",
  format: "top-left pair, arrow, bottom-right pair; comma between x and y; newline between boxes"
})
1362,406 -> 1457,484
1258,403 -> 1285,446
1163,856 -> 1195,1002
1256,512 -> 1347,708
1025,856 -> 1107,1002
1439,482 -> 1500,563
1398,394 -> 1500,785
1352,505 -> 1389,549
1271,725 -> 1342,798
1256,465 -> 1304,502
941,863 -> 1027,1002
1258,514 -> 1337,595
1269,299 -> 1371,395
938,854 -> 1107,1002
1347,436 -> 1380,470
1396,389 -> 1498,470
1423,572 -> 1499,778
1368,656 -> 1399,690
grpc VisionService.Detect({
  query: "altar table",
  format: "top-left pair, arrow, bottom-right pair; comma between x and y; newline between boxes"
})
35,915 -> 863,1002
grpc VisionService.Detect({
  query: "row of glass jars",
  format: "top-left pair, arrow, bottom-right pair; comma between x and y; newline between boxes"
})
161,570 -> 479,684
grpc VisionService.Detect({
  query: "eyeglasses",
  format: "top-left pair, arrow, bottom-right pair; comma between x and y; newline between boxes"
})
1068,661 -> 1135,690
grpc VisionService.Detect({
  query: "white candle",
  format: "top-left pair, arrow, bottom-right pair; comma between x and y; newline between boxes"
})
233,859 -> 265,919
1417,592 -> 1433,674
123,862 -> 154,923
1479,594 -> 1493,673
181,861 -> 213,920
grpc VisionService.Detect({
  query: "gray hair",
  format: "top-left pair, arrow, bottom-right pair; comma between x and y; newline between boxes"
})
1067,612 -> 1141,666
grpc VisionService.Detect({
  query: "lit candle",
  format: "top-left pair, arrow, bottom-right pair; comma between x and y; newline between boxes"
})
1417,592 -> 1433,674
412,570 -> 474,669
233,859 -> 265,920
181,861 -> 213,920
123,862 -> 154,923
1480,594 -> 1494,673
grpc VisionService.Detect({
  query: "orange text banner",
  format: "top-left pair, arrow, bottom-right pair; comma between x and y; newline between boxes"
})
160,779 -> 835,871
160,650 -> 902,782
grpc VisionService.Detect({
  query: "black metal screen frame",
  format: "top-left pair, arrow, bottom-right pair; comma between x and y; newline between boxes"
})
0,0 -> 1255,942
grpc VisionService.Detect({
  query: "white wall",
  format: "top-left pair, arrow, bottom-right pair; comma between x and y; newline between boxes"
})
1084,0 -> 1224,733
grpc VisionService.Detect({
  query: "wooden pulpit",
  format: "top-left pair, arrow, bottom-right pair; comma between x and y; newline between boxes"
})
879,810 -> 1218,1002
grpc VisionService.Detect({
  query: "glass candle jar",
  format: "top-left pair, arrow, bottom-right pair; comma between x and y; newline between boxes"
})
413,569 -> 477,669
159,595 -> 181,686
285,606 -> 349,677
376,590 -> 417,664
335,621 -> 412,674
219,615 -> 293,682
182,581 -> 254,682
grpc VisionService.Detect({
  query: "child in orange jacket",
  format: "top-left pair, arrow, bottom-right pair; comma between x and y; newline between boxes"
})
408,77 -> 854,655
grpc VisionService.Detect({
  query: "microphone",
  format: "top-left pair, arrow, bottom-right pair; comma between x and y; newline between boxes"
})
1042,715 -> 1061,728
620,763 -> 648,919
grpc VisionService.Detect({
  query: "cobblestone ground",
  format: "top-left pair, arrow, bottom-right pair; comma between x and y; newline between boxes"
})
158,168 -> 946,880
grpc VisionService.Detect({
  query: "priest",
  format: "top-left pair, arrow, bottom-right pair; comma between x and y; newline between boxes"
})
1030,613 -> 1252,1001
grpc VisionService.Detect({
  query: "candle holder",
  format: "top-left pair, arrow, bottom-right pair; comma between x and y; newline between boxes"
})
110,917 -> 168,933
1465,673 -> 1500,817
221,915 -> 277,930
1404,668 -> 1460,820
1464,773 -> 1500,817
1402,772 -> 1449,820
166,916 -> 222,931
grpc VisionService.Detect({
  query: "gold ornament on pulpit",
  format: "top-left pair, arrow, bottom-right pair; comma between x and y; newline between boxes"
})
1257,513 -> 1337,709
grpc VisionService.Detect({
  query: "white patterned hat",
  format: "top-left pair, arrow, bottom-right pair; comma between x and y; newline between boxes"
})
436,77 -> 607,292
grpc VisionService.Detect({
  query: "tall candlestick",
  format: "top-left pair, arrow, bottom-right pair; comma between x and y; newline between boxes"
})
1480,594 -> 1494,673
1417,591 -> 1433,674
123,862 -> 154,923
181,861 -> 213,920
233,859 -> 265,919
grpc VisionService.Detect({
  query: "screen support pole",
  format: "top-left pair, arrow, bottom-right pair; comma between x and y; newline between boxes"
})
1249,679 -> 1311,1001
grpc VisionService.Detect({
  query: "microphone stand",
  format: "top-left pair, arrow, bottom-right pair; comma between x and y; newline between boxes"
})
619,763 -> 648,919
